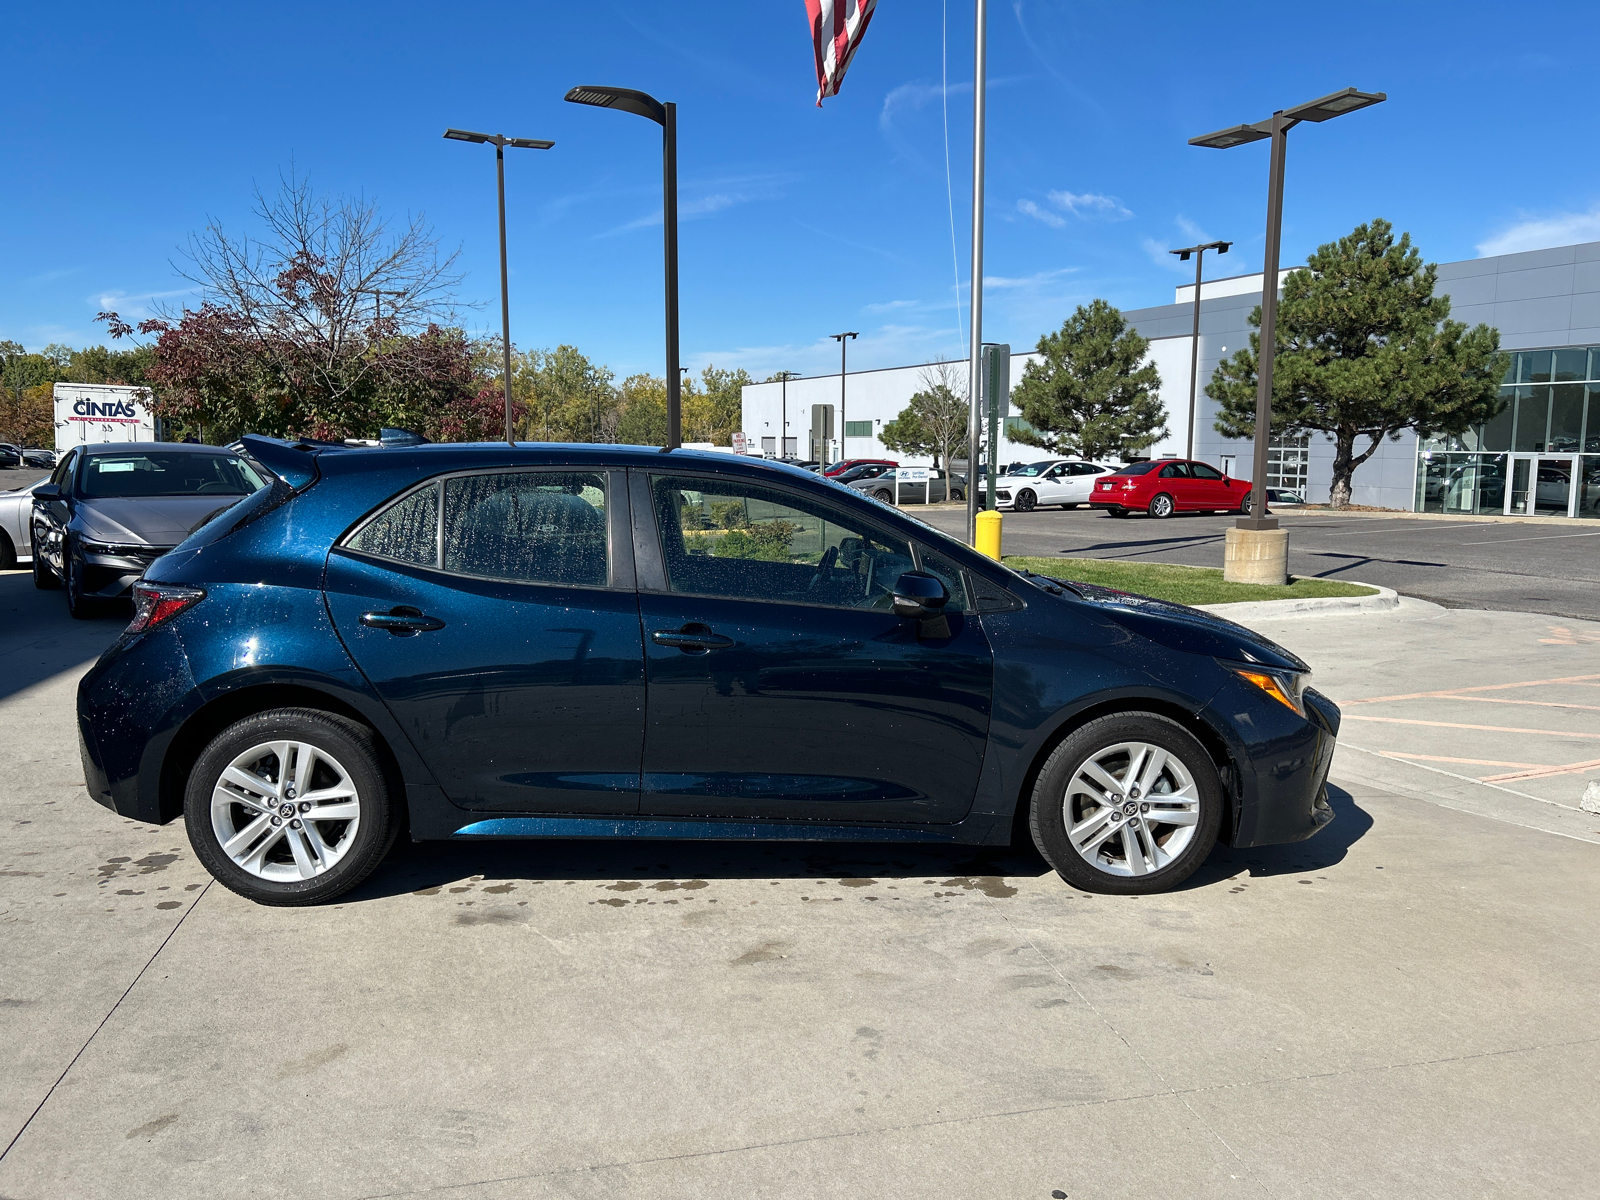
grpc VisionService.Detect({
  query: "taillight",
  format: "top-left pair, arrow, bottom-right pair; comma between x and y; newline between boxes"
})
1121,480 -> 1138,490
127,582 -> 206,634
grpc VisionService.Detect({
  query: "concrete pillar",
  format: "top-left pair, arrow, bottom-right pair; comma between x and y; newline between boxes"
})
1223,526 -> 1288,586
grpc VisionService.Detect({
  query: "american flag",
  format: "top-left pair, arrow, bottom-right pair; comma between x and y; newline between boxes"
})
806,0 -> 878,107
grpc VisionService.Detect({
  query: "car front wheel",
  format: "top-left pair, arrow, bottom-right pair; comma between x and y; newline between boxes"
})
1014,488 -> 1036,512
32,535 -> 60,589
1059,502 -> 1078,510
65,545 -> 103,617
184,708 -> 400,906
1029,712 -> 1223,895
1105,506 -> 1128,518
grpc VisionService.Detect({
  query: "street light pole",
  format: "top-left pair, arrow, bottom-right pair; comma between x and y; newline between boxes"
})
565,85 -> 682,449
1189,87 -> 1385,579
443,128 -> 554,446
964,0 -> 988,546
774,371 -> 801,460
1168,240 -> 1231,460
830,332 -> 857,466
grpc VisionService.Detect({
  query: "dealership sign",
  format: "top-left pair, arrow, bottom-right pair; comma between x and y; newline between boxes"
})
66,397 -> 142,423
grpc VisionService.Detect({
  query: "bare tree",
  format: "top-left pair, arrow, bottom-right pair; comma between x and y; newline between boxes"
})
171,169 -> 466,410
915,360 -> 970,468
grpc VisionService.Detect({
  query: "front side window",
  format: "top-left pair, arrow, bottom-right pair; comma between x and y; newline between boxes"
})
652,475 -> 912,609
79,451 -> 267,498
444,471 -> 608,586
917,548 -> 970,613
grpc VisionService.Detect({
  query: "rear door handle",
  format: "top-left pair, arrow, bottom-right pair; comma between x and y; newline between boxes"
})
651,625 -> 734,652
361,606 -> 446,636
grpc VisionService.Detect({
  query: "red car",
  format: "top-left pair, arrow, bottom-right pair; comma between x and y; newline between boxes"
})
822,457 -> 897,478
1089,458 -> 1258,518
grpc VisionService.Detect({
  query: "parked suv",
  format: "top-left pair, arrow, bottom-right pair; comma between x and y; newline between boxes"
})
78,438 -> 1338,905
1090,458 -> 1256,518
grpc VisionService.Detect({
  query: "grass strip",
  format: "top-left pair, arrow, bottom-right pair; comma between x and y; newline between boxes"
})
1001,556 -> 1378,607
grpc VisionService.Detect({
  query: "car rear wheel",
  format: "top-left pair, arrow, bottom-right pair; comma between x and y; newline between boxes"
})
1105,506 -> 1128,518
1029,713 -> 1223,895
184,708 -> 400,906
1014,488 -> 1036,512
1149,492 -> 1175,519
1059,503 -> 1078,510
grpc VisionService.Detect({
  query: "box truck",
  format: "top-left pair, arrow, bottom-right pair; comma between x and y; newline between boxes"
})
54,383 -> 158,451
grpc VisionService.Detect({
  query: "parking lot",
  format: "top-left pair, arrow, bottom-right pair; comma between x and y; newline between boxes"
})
4,558 -> 1599,1198
915,503 -> 1600,622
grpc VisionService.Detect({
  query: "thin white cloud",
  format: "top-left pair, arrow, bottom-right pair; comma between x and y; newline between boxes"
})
1175,215 -> 1210,242
1142,237 -> 1191,272
879,80 -> 973,134
983,267 -> 1077,290
1017,199 -> 1066,228
1047,190 -> 1132,220
1477,207 -> 1600,257
864,299 -> 919,313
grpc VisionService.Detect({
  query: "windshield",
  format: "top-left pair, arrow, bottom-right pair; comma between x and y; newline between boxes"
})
1007,461 -> 1057,478
79,451 -> 269,499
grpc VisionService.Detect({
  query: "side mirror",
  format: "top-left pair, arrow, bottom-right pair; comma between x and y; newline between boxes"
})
892,571 -> 948,619
32,483 -> 61,500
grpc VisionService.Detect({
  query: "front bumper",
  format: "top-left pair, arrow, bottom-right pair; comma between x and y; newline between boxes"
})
1218,683 -> 1341,848
82,545 -> 171,597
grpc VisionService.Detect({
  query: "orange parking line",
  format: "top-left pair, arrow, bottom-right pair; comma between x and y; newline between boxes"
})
1481,759 -> 1600,783
1346,673 -> 1600,705
1448,697 -> 1600,713
1342,715 -> 1600,741
1380,753 -> 1546,768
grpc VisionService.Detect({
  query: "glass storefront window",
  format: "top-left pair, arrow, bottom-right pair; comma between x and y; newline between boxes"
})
1521,351 -> 1553,383
1549,385 -> 1585,452
1553,349 -> 1587,382
1417,452 -> 1508,515
1586,387 -> 1600,453
1580,456 -> 1600,519
1513,387 -> 1551,451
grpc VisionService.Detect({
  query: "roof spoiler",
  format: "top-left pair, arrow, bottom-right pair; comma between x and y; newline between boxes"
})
235,434 -> 330,490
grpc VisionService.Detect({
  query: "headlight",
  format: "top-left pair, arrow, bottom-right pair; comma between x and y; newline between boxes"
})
1230,664 -> 1309,715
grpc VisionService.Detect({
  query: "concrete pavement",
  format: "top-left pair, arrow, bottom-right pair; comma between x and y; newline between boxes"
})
3,566 -> 1599,1198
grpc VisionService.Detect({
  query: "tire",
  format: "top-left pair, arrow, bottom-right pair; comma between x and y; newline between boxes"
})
873,488 -> 894,503
1029,712 -> 1223,895
184,708 -> 400,906
32,534 -> 60,589
1059,503 -> 1078,511
1238,492 -> 1253,516
1015,488 -> 1037,512
0,530 -> 14,572
1149,492 -> 1175,519
951,488 -> 964,502
1106,507 -> 1128,519
65,547 -> 104,619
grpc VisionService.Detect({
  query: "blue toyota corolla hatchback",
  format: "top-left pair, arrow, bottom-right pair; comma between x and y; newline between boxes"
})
76,437 -> 1339,905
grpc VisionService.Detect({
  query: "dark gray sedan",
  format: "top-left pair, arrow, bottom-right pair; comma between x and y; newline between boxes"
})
31,443 -> 268,617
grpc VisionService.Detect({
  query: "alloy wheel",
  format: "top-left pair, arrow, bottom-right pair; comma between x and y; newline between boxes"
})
1150,493 -> 1174,519
210,740 -> 363,881
1016,489 -> 1036,512
1061,741 -> 1201,878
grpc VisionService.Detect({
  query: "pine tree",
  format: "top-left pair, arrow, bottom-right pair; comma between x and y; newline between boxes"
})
1208,219 -> 1508,508
1011,300 -> 1166,461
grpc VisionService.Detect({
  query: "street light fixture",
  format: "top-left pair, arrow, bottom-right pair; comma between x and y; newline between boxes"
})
829,332 -> 857,466
1168,240 -> 1231,459
442,128 -> 554,447
773,371 -> 802,461
565,85 -> 682,450
1189,87 -> 1385,576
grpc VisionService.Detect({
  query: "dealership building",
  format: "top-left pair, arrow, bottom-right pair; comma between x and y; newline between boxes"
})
741,239 -> 1600,519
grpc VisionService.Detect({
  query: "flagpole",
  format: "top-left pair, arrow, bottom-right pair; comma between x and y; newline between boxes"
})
964,0 -> 987,545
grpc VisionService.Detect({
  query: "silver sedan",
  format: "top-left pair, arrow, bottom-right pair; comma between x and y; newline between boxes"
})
0,474 -> 50,569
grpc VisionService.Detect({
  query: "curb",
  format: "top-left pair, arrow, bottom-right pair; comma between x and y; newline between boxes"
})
1196,583 -> 1399,620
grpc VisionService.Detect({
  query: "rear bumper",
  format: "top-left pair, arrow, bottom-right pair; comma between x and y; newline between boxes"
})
1089,500 -> 1141,511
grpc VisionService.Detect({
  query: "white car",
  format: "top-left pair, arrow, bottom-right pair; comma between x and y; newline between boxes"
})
0,473 -> 51,569
992,459 -> 1122,511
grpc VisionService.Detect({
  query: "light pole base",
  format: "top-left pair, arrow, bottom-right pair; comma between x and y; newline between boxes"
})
1223,526 -> 1288,586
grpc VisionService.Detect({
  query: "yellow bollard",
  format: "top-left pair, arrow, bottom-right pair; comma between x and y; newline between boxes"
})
975,509 -> 1003,561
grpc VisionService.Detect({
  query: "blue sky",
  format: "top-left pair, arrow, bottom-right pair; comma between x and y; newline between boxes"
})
5,1 -> 1600,381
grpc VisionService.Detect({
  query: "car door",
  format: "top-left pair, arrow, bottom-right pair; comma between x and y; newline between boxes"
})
1154,461 -> 1196,509
633,471 -> 994,825
32,448 -> 79,576
323,467 -> 646,815
1187,461 -> 1231,510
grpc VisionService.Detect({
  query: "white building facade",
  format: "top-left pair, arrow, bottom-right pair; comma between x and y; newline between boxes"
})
741,239 -> 1600,520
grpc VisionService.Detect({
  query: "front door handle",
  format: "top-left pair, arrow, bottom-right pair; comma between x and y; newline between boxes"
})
651,624 -> 734,653
360,606 -> 446,636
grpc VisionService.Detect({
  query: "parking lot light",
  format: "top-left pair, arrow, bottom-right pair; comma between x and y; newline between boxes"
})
442,128 -> 555,446
1169,240 -> 1232,460
565,85 -> 682,450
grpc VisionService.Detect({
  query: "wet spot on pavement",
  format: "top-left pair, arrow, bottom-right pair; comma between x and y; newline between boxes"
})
940,875 -> 1018,899
156,901 -> 181,910
277,1043 -> 349,1079
730,942 -> 789,966
125,1113 -> 178,1140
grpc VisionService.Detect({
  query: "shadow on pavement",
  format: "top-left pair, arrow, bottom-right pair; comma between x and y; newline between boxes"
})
0,569 -> 128,705
1187,782 -> 1373,886
348,836 -> 1056,901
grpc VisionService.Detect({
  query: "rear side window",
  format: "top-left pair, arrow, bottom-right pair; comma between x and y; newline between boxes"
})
443,471 -> 608,587
1158,462 -> 1190,479
348,483 -> 440,567
1118,461 -> 1161,477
